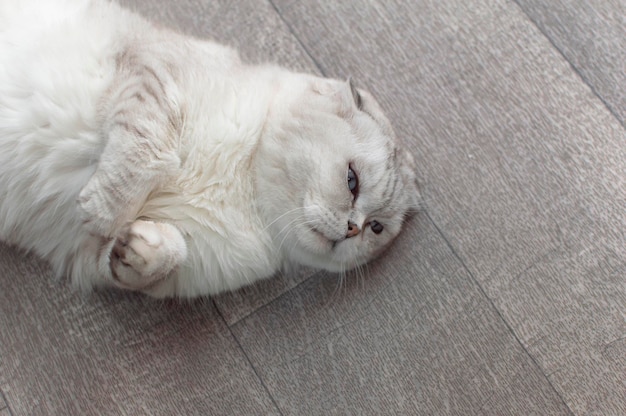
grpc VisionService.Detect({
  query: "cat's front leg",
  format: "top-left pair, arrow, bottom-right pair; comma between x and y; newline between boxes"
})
78,149 -> 179,237
110,220 -> 187,290
79,54 -> 182,237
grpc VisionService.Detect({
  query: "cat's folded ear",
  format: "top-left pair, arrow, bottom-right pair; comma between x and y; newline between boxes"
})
347,77 -> 363,110
398,148 -> 422,212
311,78 -> 356,117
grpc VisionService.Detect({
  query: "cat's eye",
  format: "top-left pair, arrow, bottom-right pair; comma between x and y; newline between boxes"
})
370,221 -> 384,234
347,165 -> 359,197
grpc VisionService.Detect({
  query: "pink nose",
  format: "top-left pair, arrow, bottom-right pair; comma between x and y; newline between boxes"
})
346,221 -> 360,238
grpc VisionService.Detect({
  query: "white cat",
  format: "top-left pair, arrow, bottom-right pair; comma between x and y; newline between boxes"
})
0,0 -> 419,298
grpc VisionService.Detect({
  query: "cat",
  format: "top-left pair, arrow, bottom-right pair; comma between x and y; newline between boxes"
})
0,0 -> 420,298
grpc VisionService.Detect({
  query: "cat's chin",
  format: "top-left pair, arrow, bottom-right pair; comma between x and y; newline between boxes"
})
296,251 -> 368,274
308,226 -> 339,249
286,228 -> 369,273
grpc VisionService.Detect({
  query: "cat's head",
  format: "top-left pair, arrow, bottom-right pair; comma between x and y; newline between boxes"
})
255,74 -> 419,272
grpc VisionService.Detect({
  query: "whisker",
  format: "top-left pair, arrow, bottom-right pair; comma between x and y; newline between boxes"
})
328,262 -> 344,306
354,263 -> 363,293
261,206 -> 310,233
272,217 -> 325,272
360,261 -> 371,292
268,214 -> 307,266
274,217 -> 317,255
340,262 -> 347,300
272,212 -> 308,240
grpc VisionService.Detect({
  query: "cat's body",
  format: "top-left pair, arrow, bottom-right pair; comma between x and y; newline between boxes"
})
0,0 -> 418,297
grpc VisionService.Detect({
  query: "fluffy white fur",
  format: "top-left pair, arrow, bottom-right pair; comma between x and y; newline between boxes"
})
0,0 -> 419,298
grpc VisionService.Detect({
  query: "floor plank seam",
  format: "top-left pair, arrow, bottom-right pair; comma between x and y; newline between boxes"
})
510,0 -> 625,129
265,0 -> 328,77
211,299 -> 284,416
423,209 -> 575,415
217,271 -> 323,326
0,390 -> 12,416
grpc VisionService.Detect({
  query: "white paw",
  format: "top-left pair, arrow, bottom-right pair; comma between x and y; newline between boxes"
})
78,178 -> 123,237
110,220 -> 187,290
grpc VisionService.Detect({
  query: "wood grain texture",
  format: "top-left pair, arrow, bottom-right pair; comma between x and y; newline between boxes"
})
0,392 -> 10,416
213,266 -> 317,325
119,0 -> 319,73
514,0 -> 626,124
0,2 -> 318,414
1,0 -> 624,414
0,245 -> 279,416
270,0 -> 626,413
232,214 -> 570,415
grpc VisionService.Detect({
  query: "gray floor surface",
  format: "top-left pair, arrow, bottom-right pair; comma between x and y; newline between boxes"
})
1,0 -> 624,415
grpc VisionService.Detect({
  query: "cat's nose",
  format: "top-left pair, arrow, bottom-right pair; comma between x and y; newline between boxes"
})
346,221 -> 360,238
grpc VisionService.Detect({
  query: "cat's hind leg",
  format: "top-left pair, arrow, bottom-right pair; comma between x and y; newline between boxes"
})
110,220 -> 187,290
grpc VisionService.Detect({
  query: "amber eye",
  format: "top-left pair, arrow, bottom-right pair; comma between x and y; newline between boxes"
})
347,165 -> 359,197
370,221 -> 384,234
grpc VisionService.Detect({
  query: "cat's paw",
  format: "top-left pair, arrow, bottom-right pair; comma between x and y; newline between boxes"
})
110,220 -> 187,290
78,178 -> 126,237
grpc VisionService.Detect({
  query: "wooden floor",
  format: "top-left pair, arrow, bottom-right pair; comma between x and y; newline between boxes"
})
1,0 -> 624,414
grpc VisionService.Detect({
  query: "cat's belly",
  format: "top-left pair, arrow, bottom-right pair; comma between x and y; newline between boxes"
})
137,195 -> 281,297
172,230 -> 280,297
